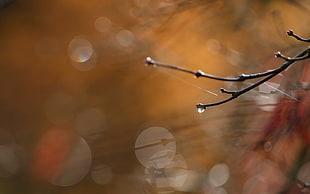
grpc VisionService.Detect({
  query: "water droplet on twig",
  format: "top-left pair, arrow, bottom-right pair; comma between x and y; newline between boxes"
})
196,106 -> 206,114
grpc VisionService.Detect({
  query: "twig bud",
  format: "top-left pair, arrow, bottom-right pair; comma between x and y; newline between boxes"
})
145,57 -> 154,65
275,51 -> 282,58
287,29 -> 294,36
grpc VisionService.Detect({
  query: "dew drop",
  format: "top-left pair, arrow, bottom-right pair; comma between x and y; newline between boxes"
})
196,106 -> 206,114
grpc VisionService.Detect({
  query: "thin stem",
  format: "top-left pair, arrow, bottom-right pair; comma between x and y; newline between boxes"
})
198,48 -> 310,108
275,49 -> 310,61
287,30 -> 310,43
146,57 -> 283,82
145,30 -> 310,111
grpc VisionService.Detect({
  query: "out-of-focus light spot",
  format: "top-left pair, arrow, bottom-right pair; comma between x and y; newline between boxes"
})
148,149 -> 175,169
176,170 -> 204,192
68,37 -> 97,71
297,162 -> 310,184
45,93 -> 76,124
144,154 -> 195,193
91,164 -> 113,185
208,163 -> 230,187
135,126 -> 176,168
164,154 -> 188,189
71,53 -> 97,71
94,16 -> 112,33
263,141 -> 272,152
242,175 -> 267,194
32,129 -> 92,186
50,136 -> 92,186
144,166 -> 174,193
255,94 -> 278,112
0,145 -> 19,177
116,30 -> 135,47
75,108 -> 106,137
32,129 -> 76,181
68,37 -> 93,63
206,39 -> 221,55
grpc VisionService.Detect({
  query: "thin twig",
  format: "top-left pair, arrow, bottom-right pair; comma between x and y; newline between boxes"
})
275,50 -> 310,61
146,57 -> 283,81
145,30 -> 310,112
287,30 -> 310,42
197,48 -> 310,109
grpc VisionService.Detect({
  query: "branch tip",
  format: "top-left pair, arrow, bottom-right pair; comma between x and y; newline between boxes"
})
145,57 -> 154,65
220,88 -> 234,94
274,51 -> 282,58
286,29 -> 310,42
286,29 -> 294,36
144,30 -> 310,112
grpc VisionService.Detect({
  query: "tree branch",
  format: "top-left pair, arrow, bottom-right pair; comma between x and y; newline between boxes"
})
197,47 -> 310,110
287,30 -> 310,42
145,30 -> 310,112
146,57 -> 282,81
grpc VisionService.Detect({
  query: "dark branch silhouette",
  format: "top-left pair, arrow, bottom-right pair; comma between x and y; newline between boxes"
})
145,30 -> 310,112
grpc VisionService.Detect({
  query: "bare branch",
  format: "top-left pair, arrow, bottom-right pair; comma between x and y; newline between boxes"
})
287,30 -> 310,42
196,48 -> 310,110
145,30 -> 310,112
146,57 -> 282,82
275,49 -> 310,61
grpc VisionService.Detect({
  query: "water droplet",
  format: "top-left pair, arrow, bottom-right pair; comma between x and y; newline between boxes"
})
196,106 -> 206,114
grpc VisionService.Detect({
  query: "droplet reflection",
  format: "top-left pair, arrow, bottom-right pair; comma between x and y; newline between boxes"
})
197,106 -> 206,114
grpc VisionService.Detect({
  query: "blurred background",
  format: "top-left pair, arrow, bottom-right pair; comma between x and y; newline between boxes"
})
0,0 -> 309,193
